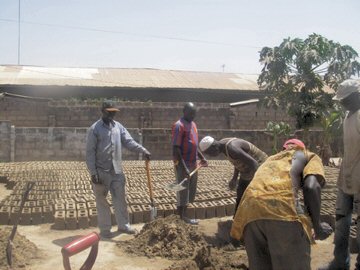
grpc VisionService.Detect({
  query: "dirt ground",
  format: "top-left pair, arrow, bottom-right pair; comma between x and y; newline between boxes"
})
0,215 -> 357,270
0,175 -> 358,270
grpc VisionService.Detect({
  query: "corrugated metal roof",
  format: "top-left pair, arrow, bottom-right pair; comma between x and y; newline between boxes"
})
0,65 -> 259,91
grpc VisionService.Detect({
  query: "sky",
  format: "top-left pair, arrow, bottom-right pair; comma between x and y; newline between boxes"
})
0,0 -> 359,74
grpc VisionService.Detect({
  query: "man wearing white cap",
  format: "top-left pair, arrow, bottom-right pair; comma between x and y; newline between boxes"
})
199,136 -> 268,212
321,79 -> 360,270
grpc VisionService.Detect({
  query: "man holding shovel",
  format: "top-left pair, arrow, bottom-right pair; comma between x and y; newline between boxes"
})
172,102 -> 208,225
86,100 -> 151,239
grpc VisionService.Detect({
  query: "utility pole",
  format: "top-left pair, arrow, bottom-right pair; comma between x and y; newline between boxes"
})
221,64 -> 225,72
17,0 -> 21,65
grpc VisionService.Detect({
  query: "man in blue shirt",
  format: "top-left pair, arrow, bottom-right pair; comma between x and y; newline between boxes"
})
86,100 -> 151,238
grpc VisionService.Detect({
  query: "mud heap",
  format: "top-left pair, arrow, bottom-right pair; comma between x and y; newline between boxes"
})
166,246 -> 248,270
0,227 -> 38,270
120,215 -> 249,270
121,215 -> 207,259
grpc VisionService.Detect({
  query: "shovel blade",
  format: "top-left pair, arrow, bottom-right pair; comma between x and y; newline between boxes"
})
165,182 -> 186,192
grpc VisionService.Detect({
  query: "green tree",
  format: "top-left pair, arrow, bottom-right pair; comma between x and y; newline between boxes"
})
258,33 -> 360,130
318,108 -> 344,165
265,121 -> 291,154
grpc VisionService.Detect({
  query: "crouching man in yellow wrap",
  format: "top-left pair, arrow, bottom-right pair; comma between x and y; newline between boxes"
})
231,139 -> 333,270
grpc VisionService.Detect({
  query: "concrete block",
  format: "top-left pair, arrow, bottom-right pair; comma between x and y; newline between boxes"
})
31,206 -> 43,225
65,210 -> 78,230
87,201 -> 97,209
0,206 -> 10,225
130,205 -> 143,224
162,203 -> 175,217
77,209 -> 89,229
76,203 -> 87,210
55,203 -> 65,211
54,211 -> 66,230
43,205 -> 54,223
193,202 -> 206,220
212,200 -> 226,217
66,202 -> 76,211
203,201 -> 216,218
89,208 -> 98,227
24,201 -> 37,208
221,198 -> 236,216
9,206 -> 21,225
185,203 -> 196,219
20,207 -> 31,225
142,205 -> 151,222
166,197 -> 177,204
156,204 -> 164,218
36,200 -> 47,207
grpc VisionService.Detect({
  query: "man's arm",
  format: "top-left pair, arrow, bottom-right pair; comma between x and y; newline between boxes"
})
120,125 -> 151,159
197,148 -> 208,167
227,144 -> 259,180
303,175 -> 333,240
173,145 -> 190,176
85,127 -> 97,176
229,168 -> 239,190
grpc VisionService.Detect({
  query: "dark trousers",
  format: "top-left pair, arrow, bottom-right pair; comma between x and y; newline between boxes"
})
243,220 -> 311,270
175,164 -> 198,206
235,180 -> 250,213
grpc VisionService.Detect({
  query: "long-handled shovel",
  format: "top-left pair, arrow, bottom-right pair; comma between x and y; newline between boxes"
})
145,160 -> 157,220
165,164 -> 203,192
6,181 -> 35,267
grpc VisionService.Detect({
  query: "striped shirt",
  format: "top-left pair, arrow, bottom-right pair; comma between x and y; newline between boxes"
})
171,117 -> 199,168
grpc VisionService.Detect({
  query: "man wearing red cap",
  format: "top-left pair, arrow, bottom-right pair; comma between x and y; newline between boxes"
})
231,139 -> 332,270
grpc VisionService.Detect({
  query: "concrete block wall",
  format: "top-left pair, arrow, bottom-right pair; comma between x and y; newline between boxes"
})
0,121 -> 342,161
0,121 -> 11,162
13,127 -> 141,161
0,97 -> 294,130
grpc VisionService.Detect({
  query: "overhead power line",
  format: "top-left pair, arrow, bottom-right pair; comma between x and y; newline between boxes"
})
0,18 -> 262,49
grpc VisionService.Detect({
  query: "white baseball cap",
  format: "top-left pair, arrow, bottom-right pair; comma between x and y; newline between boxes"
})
199,136 -> 215,152
333,79 -> 360,101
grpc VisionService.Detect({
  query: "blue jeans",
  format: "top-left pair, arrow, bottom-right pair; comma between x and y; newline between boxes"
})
331,189 -> 360,270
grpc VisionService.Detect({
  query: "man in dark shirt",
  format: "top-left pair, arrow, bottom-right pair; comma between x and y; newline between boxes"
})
199,136 -> 268,213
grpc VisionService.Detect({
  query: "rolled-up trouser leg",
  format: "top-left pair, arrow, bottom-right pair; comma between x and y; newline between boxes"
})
332,189 -> 353,269
110,172 -> 130,230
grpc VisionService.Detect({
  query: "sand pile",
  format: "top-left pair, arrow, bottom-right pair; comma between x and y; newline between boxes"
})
120,215 -> 208,259
165,245 -> 248,270
0,227 -> 38,270
120,215 -> 249,269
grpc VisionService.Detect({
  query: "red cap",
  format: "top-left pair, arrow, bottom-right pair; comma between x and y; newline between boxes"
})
283,139 -> 305,150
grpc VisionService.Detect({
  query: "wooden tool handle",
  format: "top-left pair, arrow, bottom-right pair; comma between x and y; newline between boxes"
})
145,160 -> 154,202
189,164 -> 203,177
